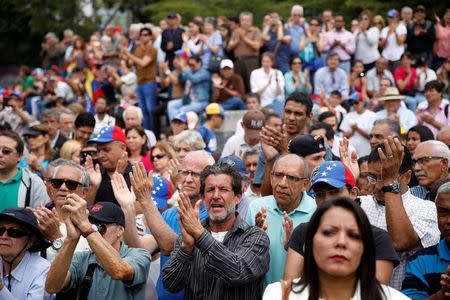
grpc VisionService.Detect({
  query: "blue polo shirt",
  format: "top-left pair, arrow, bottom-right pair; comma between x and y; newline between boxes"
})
156,204 -> 209,300
246,193 -> 316,285
401,239 -> 449,298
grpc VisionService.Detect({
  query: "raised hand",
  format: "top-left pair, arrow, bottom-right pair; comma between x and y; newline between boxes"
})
339,138 -> 359,179
111,172 -> 136,207
255,206 -> 268,231
440,265 -> 450,297
168,158 -> 182,189
177,192 -> 203,239
378,137 -> 404,184
64,216 -> 81,241
282,211 -> 293,251
63,193 -> 90,231
260,126 -> 283,162
179,217 -> 195,252
85,155 -> 102,187
115,151 -> 129,174
129,162 -> 153,203
30,205 -> 62,241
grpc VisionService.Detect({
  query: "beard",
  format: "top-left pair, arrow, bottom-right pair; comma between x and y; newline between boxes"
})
208,203 -> 236,223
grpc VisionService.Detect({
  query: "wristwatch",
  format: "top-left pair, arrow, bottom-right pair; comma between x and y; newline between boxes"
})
81,224 -> 99,238
381,181 -> 400,194
52,238 -> 64,251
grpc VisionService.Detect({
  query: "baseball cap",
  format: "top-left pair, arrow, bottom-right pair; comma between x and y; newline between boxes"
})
151,175 -> 173,210
242,110 -> 265,130
220,59 -> 234,69
348,91 -> 364,103
167,11 -> 177,18
89,202 -> 125,227
288,134 -> 326,157
205,103 -> 225,117
87,125 -> 126,144
172,112 -> 188,124
23,125 -> 48,138
219,155 -> 248,179
387,9 -> 399,18
310,161 -> 356,190
0,207 -> 51,252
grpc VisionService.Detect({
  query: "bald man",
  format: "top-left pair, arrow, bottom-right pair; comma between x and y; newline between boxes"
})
411,141 -> 450,200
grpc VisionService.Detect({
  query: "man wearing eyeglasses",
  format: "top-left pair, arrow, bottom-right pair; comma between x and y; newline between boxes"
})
246,154 -> 316,285
0,130 -> 49,211
360,138 -> 440,289
31,159 -> 91,261
284,161 -> 399,285
45,198 -> 151,299
410,141 -> 450,200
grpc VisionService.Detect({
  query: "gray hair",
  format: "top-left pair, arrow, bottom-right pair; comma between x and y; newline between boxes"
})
240,11 -> 253,21
243,149 -> 260,161
59,108 -> 76,119
436,181 -> 450,200
418,140 -> 450,161
291,5 -> 304,16
64,29 -> 74,37
173,130 -> 206,151
373,119 -> 401,137
52,159 -> 90,187
123,106 -> 143,122
401,6 -> 413,14
129,23 -> 142,32
274,154 -> 309,178
41,108 -> 60,121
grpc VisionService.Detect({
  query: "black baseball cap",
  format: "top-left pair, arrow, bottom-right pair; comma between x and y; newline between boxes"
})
89,202 -> 125,227
288,134 -> 325,157
0,208 -> 51,252
167,11 -> 177,18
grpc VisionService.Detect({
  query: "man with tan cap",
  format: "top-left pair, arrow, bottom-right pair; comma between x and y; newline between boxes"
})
374,86 -> 417,130
211,59 -> 246,110
221,109 -> 265,159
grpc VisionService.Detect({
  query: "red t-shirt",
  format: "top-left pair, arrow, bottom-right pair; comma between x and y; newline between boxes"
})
394,66 -> 417,94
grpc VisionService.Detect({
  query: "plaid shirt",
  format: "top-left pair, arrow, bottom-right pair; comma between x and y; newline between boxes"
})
360,190 -> 440,290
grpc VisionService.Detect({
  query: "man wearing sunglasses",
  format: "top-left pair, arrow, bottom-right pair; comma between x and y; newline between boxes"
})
45,197 -> 151,299
246,154 -> 316,285
0,130 -> 49,211
410,141 -> 450,200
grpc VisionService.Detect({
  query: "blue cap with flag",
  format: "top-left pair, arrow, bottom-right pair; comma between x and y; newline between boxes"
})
219,155 -> 248,179
151,175 -> 173,210
310,161 -> 356,190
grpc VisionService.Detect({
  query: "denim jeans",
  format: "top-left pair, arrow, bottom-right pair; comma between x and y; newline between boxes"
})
167,99 -> 208,121
264,96 -> 285,117
137,82 -> 157,130
405,94 -> 426,113
221,97 -> 247,110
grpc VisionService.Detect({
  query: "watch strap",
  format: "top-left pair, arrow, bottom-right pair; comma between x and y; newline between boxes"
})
81,227 -> 96,238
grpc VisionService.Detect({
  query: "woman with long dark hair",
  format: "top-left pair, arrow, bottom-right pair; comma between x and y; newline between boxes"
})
406,125 -> 434,155
263,198 -> 409,299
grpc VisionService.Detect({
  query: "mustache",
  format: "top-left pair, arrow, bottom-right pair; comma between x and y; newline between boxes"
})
414,172 -> 427,177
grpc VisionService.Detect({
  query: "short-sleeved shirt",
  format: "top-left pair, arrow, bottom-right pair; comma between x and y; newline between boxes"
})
401,239 -> 449,298
394,66 -> 417,94
374,106 -> 417,131
232,27 -> 262,57
360,191 -> 440,289
288,222 -> 400,266
381,24 -> 407,61
0,168 -> 22,211
340,110 -> 375,157
133,43 -> 157,83
417,99 -> 450,137
221,134 -> 261,160
68,243 -> 151,300
246,194 -> 317,285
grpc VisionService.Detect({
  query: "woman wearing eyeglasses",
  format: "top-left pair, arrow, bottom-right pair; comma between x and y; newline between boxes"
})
126,125 -> 153,172
150,142 -> 176,181
263,198 -> 409,300
0,207 -> 52,299
284,57 -> 312,97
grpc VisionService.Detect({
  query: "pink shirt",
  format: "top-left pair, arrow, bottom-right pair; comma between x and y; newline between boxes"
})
323,29 -> 355,61
434,24 -> 450,59
141,150 -> 154,172
417,99 -> 450,137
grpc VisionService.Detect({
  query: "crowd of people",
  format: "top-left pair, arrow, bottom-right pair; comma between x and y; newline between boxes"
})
0,3 -> 450,300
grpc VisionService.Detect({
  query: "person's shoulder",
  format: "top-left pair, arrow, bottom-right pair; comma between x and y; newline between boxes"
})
408,241 -> 440,262
122,243 -> 152,259
162,206 -> 179,220
263,281 -> 282,299
380,284 -> 411,299
248,195 -> 275,211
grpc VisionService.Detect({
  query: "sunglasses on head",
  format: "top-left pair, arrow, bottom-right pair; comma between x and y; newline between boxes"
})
93,223 -> 108,235
49,178 -> 83,190
0,148 -> 14,155
0,227 -> 29,238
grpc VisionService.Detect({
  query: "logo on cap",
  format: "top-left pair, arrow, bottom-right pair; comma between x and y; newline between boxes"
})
91,204 -> 103,213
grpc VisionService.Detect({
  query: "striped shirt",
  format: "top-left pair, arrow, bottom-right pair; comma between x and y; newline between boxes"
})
402,239 -> 449,298
162,215 -> 270,300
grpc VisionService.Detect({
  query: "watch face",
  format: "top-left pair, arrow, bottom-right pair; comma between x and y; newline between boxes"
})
92,224 -> 99,232
53,238 -> 63,249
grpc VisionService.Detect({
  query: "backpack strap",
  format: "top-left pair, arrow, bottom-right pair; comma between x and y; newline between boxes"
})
445,103 -> 449,119
79,263 -> 97,300
25,178 -> 32,207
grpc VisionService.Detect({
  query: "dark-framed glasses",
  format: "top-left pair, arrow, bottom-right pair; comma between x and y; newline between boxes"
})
49,178 -> 83,190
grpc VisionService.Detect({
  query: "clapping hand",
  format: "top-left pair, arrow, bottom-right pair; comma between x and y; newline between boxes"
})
63,193 -> 90,231
30,204 -> 62,242
378,137 -> 403,185
177,192 -> 203,249
440,265 -> 450,297
282,211 -> 293,251
85,155 -> 102,187
111,172 -> 136,208
339,138 -> 359,179
255,206 -> 268,231
168,158 -> 182,189
129,162 -> 154,203
115,151 -> 128,174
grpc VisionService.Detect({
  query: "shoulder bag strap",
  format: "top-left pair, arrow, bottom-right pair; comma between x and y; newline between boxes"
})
79,263 -> 97,300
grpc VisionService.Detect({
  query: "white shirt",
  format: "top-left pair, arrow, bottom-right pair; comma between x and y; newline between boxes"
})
94,114 -> 116,135
360,190 -> 440,289
380,24 -> 407,61
263,280 -> 410,300
416,68 -> 437,92
120,72 -> 137,95
55,81 -> 75,101
366,68 -> 395,93
250,68 -> 285,107
339,109 -> 375,157
46,222 -> 91,262
354,27 -> 381,64
221,134 -> 261,159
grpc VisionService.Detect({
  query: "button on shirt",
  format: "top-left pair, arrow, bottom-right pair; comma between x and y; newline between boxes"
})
246,193 -> 317,285
0,252 -> 52,300
0,168 -> 22,211
360,190 -> 440,290
314,66 -> 349,99
68,243 -> 151,300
